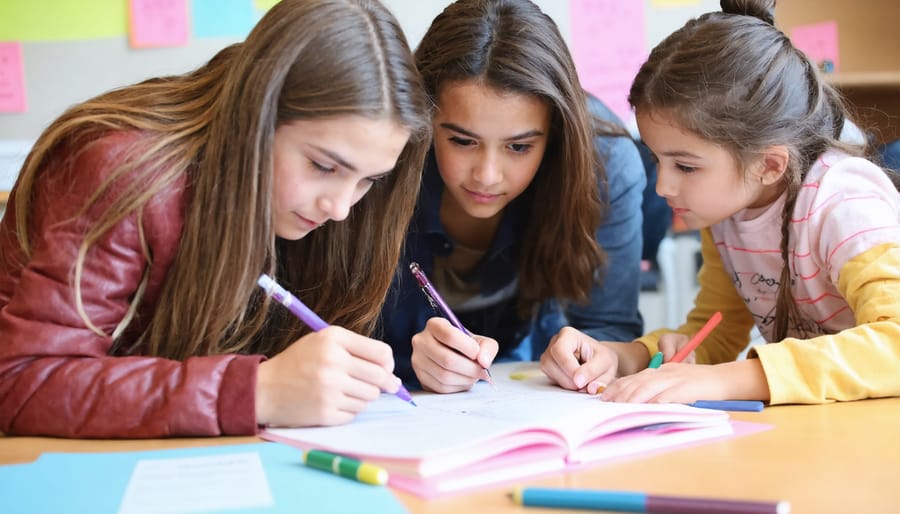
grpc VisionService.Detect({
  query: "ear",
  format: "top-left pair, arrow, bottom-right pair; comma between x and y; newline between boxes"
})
757,145 -> 789,186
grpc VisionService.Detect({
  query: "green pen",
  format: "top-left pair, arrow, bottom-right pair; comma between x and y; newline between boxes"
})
648,351 -> 664,369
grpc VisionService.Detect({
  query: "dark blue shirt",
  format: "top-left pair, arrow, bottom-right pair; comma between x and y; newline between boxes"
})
378,97 -> 646,387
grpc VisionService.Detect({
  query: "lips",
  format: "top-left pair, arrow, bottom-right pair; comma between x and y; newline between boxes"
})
464,187 -> 502,203
668,203 -> 689,215
296,213 -> 323,230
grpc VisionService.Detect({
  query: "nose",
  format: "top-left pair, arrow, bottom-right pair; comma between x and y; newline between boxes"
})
317,183 -> 356,222
655,165 -> 677,199
471,150 -> 502,186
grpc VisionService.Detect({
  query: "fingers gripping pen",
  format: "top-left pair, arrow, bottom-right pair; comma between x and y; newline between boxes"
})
409,262 -> 494,383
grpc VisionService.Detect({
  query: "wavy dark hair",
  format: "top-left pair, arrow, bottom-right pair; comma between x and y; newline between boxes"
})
416,0 -> 624,316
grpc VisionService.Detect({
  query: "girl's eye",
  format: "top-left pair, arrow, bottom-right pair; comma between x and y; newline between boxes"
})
509,143 -> 532,154
676,163 -> 697,174
449,136 -> 476,147
312,160 -> 336,173
312,161 -> 336,173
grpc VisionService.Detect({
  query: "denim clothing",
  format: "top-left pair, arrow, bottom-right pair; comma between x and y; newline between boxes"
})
378,97 -> 646,387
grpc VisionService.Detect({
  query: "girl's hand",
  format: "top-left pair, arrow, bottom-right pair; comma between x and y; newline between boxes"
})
255,326 -> 401,427
601,363 -> 732,404
657,332 -> 697,364
539,327 -> 619,394
410,317 -> 498,393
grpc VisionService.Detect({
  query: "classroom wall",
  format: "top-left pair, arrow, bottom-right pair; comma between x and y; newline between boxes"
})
0,0 -> 719,142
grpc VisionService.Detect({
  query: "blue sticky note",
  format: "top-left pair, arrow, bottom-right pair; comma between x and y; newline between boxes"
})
0,442 -> 408,514
192,0 -> 256,38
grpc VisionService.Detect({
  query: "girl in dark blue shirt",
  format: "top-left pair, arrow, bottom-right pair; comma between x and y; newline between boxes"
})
378,0 -> 646,392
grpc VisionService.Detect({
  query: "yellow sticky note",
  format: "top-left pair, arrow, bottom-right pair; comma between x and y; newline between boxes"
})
254,0 -> 281,11
0,0 -> 127,42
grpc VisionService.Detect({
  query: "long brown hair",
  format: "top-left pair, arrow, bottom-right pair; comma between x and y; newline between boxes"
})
415,0 -> 617,317
629,0 -> 897,340
9,0 -> 430,359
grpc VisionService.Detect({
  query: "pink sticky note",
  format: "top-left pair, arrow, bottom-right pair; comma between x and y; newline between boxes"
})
128,0 -> 189,48
791,21 -> 839,72
0,42 -> 27,113
569,0 -> 648,122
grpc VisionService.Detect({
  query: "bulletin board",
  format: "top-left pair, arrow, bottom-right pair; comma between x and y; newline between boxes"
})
0,0 -> 721,142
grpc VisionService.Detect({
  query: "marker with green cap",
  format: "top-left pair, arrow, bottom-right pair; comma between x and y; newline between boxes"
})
303,449 -> 389,486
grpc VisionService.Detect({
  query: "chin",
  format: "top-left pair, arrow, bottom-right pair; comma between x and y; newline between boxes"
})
463,203 -> 504,220
275,227 -> 311,241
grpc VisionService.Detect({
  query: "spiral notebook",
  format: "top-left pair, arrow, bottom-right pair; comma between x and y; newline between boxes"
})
263,362 -> 746,498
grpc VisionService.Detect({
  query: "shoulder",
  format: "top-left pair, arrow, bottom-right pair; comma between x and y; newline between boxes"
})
804,151 -> 898,205
42,130 -> 187,249
38,130 -> 152,208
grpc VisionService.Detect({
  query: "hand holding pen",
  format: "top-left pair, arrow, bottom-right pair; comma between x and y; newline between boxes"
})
254,274 -> 415,428
601,312 -> 735,404
408,262 -> 496,392
648,311 -> 723,369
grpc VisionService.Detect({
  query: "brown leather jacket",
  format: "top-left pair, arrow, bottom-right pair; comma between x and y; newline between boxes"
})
0,132 -> 262,438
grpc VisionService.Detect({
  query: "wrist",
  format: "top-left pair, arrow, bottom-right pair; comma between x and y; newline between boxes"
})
719,360 -> 771,401
255,361 -> 272,426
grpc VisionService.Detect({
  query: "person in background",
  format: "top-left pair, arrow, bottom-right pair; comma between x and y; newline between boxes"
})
378,0 -> 645,392
0,0 -> 431,437
880,138 -> 900,171
541,0 -> 900,405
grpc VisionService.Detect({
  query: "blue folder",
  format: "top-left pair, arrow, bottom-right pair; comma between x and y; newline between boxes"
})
0,442 -> 408,514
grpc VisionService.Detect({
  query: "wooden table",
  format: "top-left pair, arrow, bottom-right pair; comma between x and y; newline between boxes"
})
2,398 -> 898,514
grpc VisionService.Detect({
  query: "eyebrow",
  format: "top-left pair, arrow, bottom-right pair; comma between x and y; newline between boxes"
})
658,150 -> 703,159
439,122 -> 545,141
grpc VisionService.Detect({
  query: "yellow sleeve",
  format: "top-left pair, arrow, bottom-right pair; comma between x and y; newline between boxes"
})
752,243 -> 900,404
636,229 -> 756,363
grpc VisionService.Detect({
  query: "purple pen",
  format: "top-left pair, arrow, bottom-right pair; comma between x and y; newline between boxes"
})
409,262 -> 472,336
408,262 -> 494,383
257,274 -> 416,406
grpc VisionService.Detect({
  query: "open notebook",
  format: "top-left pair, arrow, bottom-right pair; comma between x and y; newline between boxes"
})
263,362 -> 734,498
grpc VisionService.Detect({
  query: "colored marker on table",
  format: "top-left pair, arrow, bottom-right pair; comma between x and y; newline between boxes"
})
689,400 -> 765,412
409,262 -> 494,385
257,274 -> 416,406
304,449 -> 388,486
511,486 -> 790,514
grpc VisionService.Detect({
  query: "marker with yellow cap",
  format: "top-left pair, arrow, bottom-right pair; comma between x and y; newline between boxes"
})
303,450 -> 389,486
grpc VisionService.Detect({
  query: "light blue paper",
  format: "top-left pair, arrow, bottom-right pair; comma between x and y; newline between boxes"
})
192,0 -> 256,38
0,442 -> 408,514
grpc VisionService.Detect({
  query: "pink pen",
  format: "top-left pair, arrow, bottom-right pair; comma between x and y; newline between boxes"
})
257,274 -> 416,406
670,311 -> 723,364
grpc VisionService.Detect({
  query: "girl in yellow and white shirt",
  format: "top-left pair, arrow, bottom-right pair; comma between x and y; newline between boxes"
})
539,0 -> 900,405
